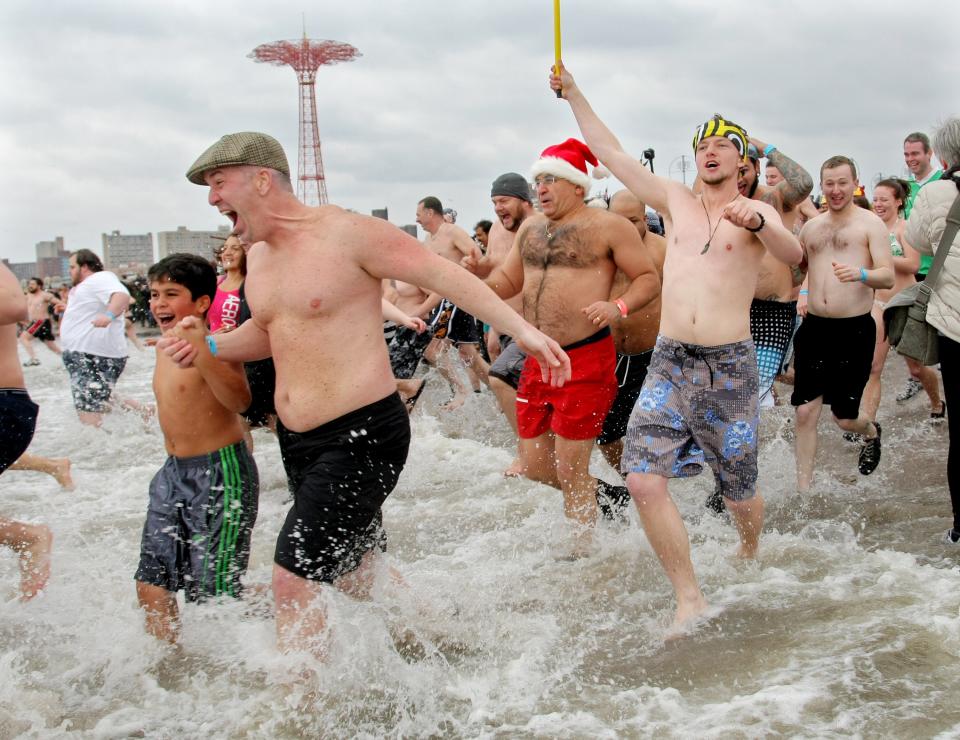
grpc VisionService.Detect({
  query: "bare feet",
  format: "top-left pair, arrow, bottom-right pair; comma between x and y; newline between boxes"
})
664,592 -> 711,640
19,525 -> 52,601
52,458 -> 74,490
440,391 -> 468,412
503,457 -> 524,477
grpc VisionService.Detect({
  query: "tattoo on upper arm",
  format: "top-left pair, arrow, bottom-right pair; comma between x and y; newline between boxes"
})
768,151 -> 814,209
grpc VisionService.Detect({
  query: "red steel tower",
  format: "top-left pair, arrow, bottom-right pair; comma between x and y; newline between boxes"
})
249,33 -> 361,206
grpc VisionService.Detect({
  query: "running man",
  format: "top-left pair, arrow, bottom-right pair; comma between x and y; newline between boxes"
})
553,64 -> 803,628
0,262 -> 53,600
19,278 -> 64,366
792,156 -> 894,490
163,131 -> 569,654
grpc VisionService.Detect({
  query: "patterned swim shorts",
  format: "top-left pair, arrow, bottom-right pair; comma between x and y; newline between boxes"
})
622,335 -> 759,501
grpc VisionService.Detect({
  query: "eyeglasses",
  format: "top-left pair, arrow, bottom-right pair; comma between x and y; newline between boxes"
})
533,175 -> 559,187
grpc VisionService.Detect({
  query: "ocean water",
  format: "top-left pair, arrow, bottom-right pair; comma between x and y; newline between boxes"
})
2,344 -> 958,738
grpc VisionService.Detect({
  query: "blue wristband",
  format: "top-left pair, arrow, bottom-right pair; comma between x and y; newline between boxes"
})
205,334 -> 218,357
799,289 -> 809,295
763,144 -> 777,157
105,310 -> 116,320
859,267 -> 868,283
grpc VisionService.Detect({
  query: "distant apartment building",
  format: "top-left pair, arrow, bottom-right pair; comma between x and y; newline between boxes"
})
2,259 -> 38,283
156,225 -> 231,262
33,236 -> 69,280
102,230 -> 154,273
400,224 -> 418,238
371,208 -> 389,221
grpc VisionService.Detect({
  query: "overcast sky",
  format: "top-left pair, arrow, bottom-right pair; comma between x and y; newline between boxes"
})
1,0 -> 956,263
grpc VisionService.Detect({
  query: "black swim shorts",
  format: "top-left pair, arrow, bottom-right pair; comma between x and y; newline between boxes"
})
275,393 -> 411,583
242,357 -> 276,428
0,388 -> 38,474
597,349 -> 653,445
135,442 -> 260,601
388,325 -> 433,379
790,312 -> 875,420
62,350 -> 127,413
25,319 -> 55,342
430,299 -> 482,345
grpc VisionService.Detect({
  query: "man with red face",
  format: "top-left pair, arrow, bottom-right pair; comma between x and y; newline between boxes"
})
792,156 -> 894,491
553,63 -> 802,629
483,140 -> 660,554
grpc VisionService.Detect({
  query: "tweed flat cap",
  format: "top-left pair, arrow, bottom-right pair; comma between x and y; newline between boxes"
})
186,132 -> 290,184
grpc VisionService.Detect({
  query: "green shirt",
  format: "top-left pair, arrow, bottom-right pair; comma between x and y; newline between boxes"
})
906,169 -> 943,274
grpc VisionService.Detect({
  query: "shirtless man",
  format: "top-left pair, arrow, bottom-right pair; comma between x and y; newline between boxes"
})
19,277 -> 64,365
597,190 -> 664,478
764,163 -> 820,233
164,132 -> 569,653
792,156 -> 894,491
0,262 -> 53,600
463,173 -> 535,474
416,196 -> 488,410
553,63 -> 802,627
484,139 -> 659,550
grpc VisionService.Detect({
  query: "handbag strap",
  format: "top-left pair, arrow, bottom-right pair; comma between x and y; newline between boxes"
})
919,192 -> 960,291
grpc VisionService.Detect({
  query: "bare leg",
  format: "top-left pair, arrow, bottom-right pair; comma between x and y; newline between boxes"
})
554,436 -> 599,555
77,411 -> 104,428
626,472 -> 707,627
489,376 -> 522,474
906,358 -> 943,413
19,332 -> 37,362
862,305 -> 889,422
273,563 -> 329,656
518,433 -> 561,488
835,415 -> 878,437
794,399 -> 823,492
136,581 -> 180,643
9,452 -> 74,490
425,339 -> 469,411
458,344 -> 489,390
0,519 -> 52,600
43,339 -> 61,356
724,493 -> 765,558
599,439 -> 624,475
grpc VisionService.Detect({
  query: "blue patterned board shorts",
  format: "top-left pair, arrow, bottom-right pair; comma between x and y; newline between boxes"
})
622,335 -> 760,501
62,350 -> 127,413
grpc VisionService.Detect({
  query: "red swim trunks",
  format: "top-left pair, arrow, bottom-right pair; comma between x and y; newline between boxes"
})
516,328 -> 617,440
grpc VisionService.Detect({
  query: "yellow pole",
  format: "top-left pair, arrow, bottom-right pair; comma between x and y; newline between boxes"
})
553,0 -> 562,97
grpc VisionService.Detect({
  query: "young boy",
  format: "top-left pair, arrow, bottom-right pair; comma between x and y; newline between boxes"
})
135,254 -> 259,642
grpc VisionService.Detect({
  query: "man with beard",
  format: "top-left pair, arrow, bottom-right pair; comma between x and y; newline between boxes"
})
553,64 -> 802,628
483,140 -> 660,553
59,250 -> 131,427
19,278 -> 64,366
462,173 -> 535,475
165,132 -> 569,654
792,156 -> 893,491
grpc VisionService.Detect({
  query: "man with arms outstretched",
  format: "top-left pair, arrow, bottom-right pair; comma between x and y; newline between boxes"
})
552,65 -> 803,628
163,132 -> 569,655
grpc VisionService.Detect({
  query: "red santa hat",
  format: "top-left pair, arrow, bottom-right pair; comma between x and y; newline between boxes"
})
530,138 -> 608,191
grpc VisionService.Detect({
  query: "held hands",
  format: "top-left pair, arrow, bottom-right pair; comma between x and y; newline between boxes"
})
156,315 -> 206,368
548,61 -> 578,99
582,301 -> 620,329
723,200 -> 763,230
514,324 -> 571,387
832,261 -> 863,283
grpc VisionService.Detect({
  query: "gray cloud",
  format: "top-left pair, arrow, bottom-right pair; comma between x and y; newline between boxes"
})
1,0 -> 956,261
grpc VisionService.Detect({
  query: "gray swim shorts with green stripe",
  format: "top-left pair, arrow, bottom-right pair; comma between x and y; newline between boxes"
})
136,441 -> 259,601
622,335 -> 760,501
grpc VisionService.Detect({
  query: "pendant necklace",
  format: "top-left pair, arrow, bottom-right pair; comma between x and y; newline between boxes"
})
699,196 -> 723,254
545,222 -> 556,240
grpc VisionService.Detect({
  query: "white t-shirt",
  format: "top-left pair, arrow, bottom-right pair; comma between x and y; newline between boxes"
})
59,271 -> 131,358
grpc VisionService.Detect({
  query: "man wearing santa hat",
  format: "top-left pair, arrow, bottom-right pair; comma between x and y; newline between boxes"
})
484,138 -> 660,555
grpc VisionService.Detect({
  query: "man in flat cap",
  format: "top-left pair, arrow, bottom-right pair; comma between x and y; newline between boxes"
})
164,131 -> 570,655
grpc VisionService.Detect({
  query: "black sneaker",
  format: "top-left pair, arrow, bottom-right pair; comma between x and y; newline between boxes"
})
596,480 -> 631,522
842,432 -> 862,444
858,422 -> 881,475
896,378 -> 923,403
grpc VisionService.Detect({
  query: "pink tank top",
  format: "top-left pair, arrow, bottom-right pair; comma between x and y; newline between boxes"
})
209,278 -> 242,333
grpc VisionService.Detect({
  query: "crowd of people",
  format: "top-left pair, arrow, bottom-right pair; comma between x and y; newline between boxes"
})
1,67 -> 957,657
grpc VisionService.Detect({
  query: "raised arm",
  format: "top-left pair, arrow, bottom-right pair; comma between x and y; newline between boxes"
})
749,137 -> 814,210
724,199 -> 803,266
551,62 -> 672,214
